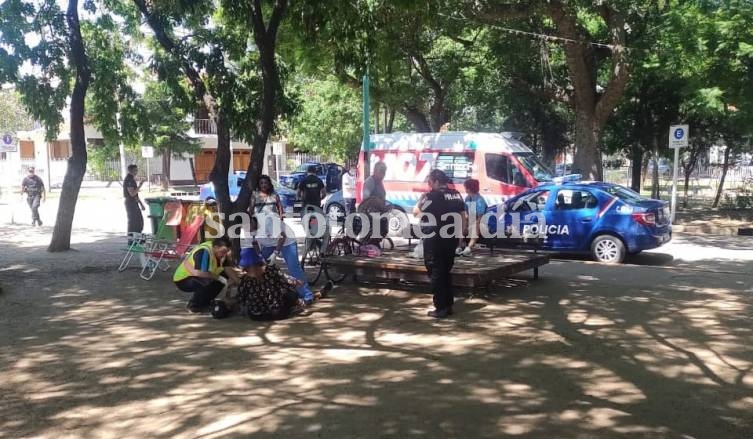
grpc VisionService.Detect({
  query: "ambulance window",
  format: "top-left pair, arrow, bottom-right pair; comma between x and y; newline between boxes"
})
486,153 -> 529,186
435,153 -> 474,183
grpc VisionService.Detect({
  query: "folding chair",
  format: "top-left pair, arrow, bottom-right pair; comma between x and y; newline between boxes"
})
118,201 -> 183,272
139,214 -> 204,280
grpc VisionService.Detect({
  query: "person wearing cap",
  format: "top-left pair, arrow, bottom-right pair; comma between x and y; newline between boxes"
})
297,165 -> 326,216
173,237 -> 239,313
236,248 -> 332,320
20,166 -> 46,227
413,169 -> 467,318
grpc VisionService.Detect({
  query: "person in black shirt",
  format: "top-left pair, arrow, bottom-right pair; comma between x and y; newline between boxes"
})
297,165 -> 325,215
20,167 -> 46,227
123,164 -> 146,242
413,169 -> 467,318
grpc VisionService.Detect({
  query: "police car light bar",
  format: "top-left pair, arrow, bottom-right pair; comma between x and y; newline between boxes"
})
553,174 -> 582,184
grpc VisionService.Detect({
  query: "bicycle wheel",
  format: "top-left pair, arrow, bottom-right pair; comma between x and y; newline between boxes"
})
300,238 -> 323,285
323,238 -> 350,283
381,237 -> 395,250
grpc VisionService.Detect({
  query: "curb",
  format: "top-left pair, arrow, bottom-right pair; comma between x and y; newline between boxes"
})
672,224 -> 749,236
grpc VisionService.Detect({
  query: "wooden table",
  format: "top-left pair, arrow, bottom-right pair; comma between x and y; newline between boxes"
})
324,249 -> 549,289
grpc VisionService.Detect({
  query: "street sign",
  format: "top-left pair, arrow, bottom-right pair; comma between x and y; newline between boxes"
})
0,132 -> 17,153
669,124 -> 689,149
141,146 -> 154,158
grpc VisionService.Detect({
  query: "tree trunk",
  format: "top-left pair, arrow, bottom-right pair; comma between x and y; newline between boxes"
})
571,113 -> 603,180
386,107 -> 395,133
48,0 -> 91,252
211,112 -> 233,234
630,145 -> 642,192
404,107 -> 431,132
712,144 -> 732,208
651,140 -> 659,200
161,147 -> 171,190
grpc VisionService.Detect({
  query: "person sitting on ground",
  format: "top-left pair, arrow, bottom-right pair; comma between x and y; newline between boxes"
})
457,178 -> 488,256
246,215 -> 319,305
236,248 -> 333,320
173,237 -> 240,313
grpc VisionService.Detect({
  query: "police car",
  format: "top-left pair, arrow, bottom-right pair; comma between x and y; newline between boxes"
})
486,180 -> 672,263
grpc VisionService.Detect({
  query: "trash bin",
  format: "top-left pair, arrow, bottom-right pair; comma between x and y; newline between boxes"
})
144,197 -> 177,235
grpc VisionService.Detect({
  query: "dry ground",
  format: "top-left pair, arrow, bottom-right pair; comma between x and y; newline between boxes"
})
0,225 -> 752,438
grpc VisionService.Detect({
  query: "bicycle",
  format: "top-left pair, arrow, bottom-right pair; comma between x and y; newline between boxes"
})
299,211 -> 361,285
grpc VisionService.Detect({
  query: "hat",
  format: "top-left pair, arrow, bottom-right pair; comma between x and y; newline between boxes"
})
307,165 -> 316,173
28,166 -> 35,172
239,248 -> 264,268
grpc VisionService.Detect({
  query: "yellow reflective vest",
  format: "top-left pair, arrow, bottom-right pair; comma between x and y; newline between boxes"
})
173,241 -> 225,282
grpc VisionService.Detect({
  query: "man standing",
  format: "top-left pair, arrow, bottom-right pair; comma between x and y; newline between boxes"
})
361,161 -> 387,201
413,169 -> 467,318
297,165 -> 326,215
20,166 -> 45,227
123,164 -> 145,242
341,163 -> 356,214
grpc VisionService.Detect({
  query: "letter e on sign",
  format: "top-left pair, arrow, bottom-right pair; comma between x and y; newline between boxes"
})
669,125 -> 689,149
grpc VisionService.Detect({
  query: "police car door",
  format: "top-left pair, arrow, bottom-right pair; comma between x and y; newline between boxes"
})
503,189 -> 549,245
548,188 -> 599,250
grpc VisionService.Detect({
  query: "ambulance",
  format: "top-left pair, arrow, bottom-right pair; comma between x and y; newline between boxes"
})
355,131 -> 555,212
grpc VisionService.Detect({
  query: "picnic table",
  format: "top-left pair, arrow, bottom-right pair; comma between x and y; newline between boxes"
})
325,249 -> 549,290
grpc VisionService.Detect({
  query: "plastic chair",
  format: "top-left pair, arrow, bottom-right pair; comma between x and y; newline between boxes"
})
139,214 -> 204,280
118,201 -> 183,272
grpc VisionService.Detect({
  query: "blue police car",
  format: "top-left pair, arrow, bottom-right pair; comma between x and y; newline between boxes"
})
486,181 -> 672,263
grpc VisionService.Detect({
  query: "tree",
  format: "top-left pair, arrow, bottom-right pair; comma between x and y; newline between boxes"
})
283,75 -> 362,159
0,0 -> 91,252
131,0 -> 291,252
0,88 -> 34,134
471,1 -> 670,180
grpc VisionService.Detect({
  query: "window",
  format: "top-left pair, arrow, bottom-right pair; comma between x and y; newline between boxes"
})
50,140 -> 71,160
435,153 -> 474,183
509,190 -> 550,212
603,185 -> 644,203
20,140 -> 34,159
486,153 -> 528,186
514,153 -> 554,182
555,189 -> 598,210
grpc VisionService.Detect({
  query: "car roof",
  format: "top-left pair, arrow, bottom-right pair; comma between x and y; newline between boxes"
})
535,181 -> 620,191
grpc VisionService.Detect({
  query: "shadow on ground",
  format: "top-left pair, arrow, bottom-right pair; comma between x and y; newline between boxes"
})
0,233 -> 752,438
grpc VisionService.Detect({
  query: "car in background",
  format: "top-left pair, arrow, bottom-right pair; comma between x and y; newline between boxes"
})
199,171 -> 297,214
485,181 -> 671,263
279,162 -> 344,192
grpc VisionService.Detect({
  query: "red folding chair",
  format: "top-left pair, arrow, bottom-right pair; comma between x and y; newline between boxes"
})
139,214 -> 204,280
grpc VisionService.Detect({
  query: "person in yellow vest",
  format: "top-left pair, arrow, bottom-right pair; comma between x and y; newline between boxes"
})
173,237 -> 239,313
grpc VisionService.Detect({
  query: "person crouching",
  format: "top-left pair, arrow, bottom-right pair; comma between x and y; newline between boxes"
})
173,237 -> 238,313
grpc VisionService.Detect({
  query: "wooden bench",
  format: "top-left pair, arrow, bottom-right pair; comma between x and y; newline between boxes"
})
325,249 -> 549,290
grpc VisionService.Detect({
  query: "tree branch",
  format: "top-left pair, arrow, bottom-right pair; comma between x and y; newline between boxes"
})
594,7 -> 629,128
472,1 -> 534,24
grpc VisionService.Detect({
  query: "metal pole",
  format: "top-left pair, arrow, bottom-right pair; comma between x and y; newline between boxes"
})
670,146 -> 679,223
146,157 -> 151,193
362,70 -> 370,178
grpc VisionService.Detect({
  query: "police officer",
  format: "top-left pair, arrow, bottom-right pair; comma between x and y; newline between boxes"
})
413,169 -> 467,318
123,164 -> 146,243
297,165 -> 325,215
20,166 -> 46,226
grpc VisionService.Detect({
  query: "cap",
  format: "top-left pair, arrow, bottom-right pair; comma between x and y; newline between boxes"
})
307,165 -> 316,173
28,166 -> 35,172
239,248 -> 264,268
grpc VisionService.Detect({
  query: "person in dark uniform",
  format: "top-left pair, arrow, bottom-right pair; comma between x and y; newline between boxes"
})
20,166 -> 46,226
123,164 -> 145,242
297,165 -> 325,215
413,169 -> 467,318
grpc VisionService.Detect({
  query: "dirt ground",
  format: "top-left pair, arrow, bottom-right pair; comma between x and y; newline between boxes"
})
1,225 -> 752,438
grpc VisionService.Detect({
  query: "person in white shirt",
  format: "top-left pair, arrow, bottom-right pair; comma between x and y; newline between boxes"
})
341,164 -> 356,214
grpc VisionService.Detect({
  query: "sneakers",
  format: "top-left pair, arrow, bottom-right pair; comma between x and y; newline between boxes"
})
427,307 -> 453,319
460,246 -> 472,257
455,247 -> 463,256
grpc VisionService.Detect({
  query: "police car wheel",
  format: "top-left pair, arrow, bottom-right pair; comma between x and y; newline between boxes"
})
591,235 -> 625,264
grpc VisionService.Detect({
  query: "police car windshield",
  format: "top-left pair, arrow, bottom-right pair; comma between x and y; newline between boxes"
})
604,185 -> 645,203
514,153 -> 554,182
